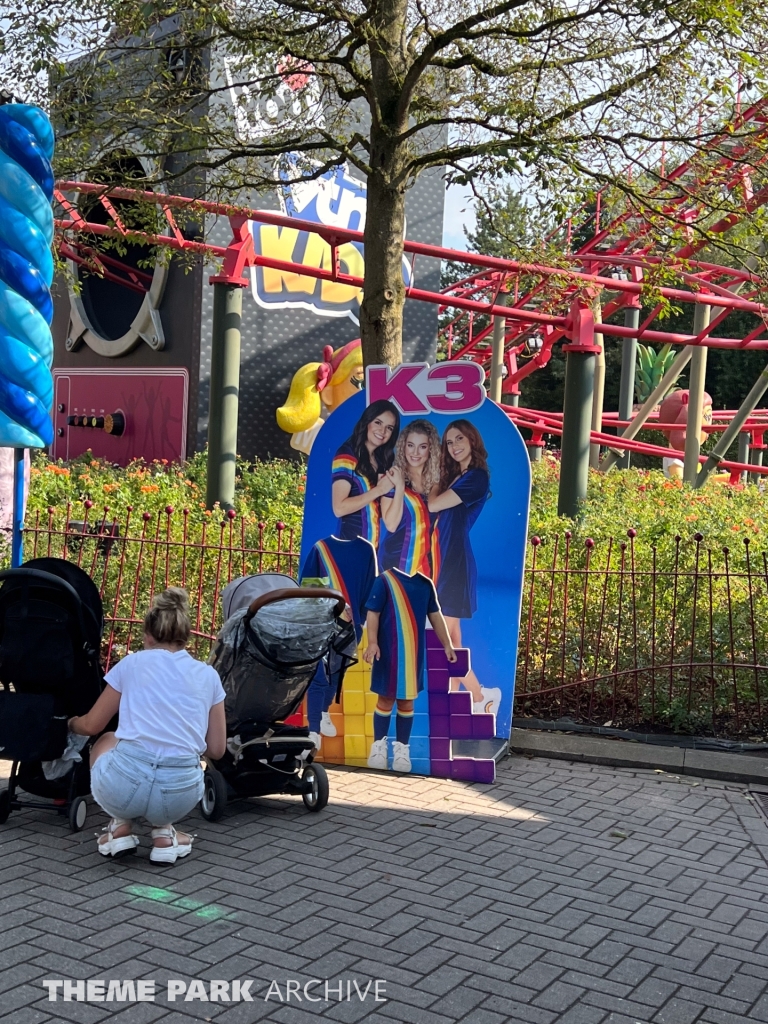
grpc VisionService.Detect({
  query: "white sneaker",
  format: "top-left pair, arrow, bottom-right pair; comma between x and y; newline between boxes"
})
320,711 -> 337,737
149,826 -> 193,865
308,731 -> 322,753
367,738 -> 388,770
392,741 -> 411,773
474,687 -> 502,717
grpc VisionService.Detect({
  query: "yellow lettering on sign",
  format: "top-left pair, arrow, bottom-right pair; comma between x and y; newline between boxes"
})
321,242 -> 364,306
257,225 -> 364,309
258,226 -> 313,294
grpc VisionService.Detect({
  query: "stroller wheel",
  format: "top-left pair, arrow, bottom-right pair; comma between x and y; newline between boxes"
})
69,796 -> 88,832
301,764 -> 329,812
201,766 -> 227,822
0,788 -> 10,825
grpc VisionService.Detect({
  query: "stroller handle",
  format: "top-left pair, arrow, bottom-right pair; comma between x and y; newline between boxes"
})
243,587 -> 347,625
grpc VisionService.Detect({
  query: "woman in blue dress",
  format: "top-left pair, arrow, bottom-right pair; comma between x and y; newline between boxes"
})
331,399 -> 400,550
429,419 -> 500,717
379,418 -> 441,577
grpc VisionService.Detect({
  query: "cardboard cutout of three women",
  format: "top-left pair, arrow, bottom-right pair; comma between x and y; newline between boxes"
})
299,364 -> 531,782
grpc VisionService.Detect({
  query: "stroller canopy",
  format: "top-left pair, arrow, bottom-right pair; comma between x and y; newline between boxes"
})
221,573 -> 298,621
210,575 -> 346,729
0,557 -> 104,714
23,557 -> 104,651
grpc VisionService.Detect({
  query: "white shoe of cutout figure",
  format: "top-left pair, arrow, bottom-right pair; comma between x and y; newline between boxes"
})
392,741 -> 412,773
367,738 -> 388,770
474,686 -> 502,717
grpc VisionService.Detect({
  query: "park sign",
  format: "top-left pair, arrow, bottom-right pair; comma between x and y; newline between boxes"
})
366,361 -> 486,415
298,364 -> 531,782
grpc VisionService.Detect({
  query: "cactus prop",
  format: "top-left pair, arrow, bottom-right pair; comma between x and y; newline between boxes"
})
634,343 -> 678,406
0,104 -> 55,448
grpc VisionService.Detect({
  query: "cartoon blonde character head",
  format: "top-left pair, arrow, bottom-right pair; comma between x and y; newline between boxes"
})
276,340 -> 363,454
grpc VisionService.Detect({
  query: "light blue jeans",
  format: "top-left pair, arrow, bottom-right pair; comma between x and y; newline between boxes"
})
90,740 -> 204,827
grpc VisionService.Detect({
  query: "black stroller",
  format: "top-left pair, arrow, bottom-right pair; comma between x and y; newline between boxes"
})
0,558 -> 104,831
202,574 -> 352,820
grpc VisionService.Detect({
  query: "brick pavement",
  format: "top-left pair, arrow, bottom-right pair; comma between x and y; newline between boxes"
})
1,755 -> 768,1023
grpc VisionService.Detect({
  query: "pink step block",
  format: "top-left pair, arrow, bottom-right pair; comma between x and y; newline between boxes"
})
429,737 -> 450,760
472,714 -> 496,739
427,647 -> 470,676
448,691 -> 472,715
449,716 -> 473,740
430,715 -> 450,738
429,693 -> 450,715
451,759 -> 496,783
427,669 -> 450,693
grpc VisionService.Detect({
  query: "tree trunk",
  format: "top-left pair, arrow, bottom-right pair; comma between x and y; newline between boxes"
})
360,140 -> 408,369
360,0 -> 409,369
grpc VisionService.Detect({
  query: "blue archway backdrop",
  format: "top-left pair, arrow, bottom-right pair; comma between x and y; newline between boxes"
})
301,389 -> 531,747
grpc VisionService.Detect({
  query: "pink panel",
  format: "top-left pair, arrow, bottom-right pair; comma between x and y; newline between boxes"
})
51,369 -> 189,467
448,692 -> 472,715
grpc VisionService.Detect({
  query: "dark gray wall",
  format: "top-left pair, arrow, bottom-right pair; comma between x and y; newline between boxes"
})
197,165 -> 446,461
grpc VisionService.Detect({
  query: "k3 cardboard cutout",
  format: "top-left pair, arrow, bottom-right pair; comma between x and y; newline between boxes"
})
299,363 -> 531,782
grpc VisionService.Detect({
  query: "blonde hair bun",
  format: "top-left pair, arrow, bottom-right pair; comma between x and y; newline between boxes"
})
144,587 -> 191,645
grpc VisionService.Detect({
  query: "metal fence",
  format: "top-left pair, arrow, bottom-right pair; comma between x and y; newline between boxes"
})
23,503 -> 299,670
517,530 -> 768,736
21,505 -> 768,736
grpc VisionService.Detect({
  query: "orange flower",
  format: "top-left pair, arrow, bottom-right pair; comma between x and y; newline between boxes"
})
140,484 -> 159,493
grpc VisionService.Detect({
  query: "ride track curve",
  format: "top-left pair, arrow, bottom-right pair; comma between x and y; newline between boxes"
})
51,95 -> 768,478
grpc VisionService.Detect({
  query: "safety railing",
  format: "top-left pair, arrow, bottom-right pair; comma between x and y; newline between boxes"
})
21,506 -> 768,737
517,530 -> 768,736
23,503 -> 299,669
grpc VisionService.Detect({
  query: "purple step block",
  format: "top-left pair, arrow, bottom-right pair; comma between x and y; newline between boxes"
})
430,759 -> 452,778
429,737 -> 450,760
451,758 -> 496,784
427,647 -> 470,676
427,669 -> 450,693
472,714 -> 495,740
449,716 -> 473,740
426,630 -> 445,650
448,691 -> 472,715
430,715 -> 450,738
428,693 -> 450,715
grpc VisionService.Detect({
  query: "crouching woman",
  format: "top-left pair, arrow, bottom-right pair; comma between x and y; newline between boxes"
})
68,588 -> 227,864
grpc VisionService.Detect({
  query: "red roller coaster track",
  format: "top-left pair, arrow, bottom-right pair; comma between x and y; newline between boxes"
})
51,96 -> 768,478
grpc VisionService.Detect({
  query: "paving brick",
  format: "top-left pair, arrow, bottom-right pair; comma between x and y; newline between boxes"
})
556,1006 -> 610,1024
721,972 -> 766,1004
1,759 -> 768,1024
532,981 -> 585,1012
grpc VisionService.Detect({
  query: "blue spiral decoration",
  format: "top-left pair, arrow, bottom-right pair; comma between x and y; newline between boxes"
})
0,104 -> 55,448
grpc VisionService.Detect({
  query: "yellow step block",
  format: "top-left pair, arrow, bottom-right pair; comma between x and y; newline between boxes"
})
344,734 -> 368,760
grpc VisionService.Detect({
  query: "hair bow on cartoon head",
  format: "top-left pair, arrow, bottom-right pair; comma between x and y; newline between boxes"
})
277,340 -> 364,435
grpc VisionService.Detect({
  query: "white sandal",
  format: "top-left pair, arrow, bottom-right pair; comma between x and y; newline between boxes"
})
149,826 -> 194,864
97,819 -> 139,858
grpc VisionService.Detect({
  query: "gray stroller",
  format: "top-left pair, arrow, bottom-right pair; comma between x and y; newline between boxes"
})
202,574 -> 351,819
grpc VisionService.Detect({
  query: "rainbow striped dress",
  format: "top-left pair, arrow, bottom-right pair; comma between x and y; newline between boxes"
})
365,569 -> 440,700
378,486 -> 434,578
300,535 -> 377,642
332,441 -> 381,549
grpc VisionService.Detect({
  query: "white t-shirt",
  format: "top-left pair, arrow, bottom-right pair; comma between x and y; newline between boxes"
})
105,649 -> 226,758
